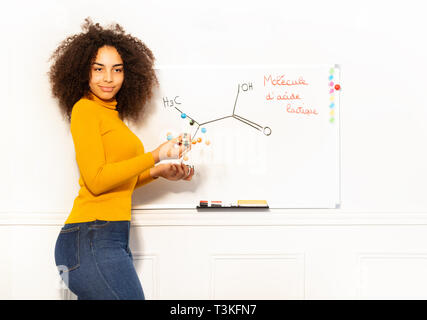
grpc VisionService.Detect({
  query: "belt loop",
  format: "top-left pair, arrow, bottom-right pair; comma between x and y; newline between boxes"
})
127,221 -> 131,250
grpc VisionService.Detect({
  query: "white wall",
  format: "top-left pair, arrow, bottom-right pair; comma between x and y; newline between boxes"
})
2,0 -> 427,299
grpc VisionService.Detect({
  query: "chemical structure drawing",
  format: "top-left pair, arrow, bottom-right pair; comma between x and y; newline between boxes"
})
162,82 -> 272,144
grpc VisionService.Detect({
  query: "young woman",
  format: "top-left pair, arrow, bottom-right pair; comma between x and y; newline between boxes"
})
49,18 -> 194,300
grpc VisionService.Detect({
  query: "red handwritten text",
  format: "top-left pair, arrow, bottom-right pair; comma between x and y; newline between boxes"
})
286,104 -> 318,115
277,92 -> 301,100
266,92 -> 302,101
266,92 -> 274,100
264,75 -> 309,87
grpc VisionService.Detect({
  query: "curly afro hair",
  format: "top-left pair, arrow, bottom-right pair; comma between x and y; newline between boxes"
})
48,17 -> 158,124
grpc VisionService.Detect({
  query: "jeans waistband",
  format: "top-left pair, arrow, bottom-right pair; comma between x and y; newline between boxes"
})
62,220 -> 130,234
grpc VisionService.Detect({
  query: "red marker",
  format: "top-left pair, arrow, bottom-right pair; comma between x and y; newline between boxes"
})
334,84 -> 341,91
211,201 -> 222,207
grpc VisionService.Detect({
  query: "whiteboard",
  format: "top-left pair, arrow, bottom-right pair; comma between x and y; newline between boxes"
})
131,65 -> 341,209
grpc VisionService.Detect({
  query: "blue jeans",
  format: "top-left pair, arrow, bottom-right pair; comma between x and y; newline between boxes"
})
54,220 -> 145,300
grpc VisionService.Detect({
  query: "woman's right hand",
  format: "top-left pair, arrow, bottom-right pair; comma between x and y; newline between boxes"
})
151,133 -> 191,163
151,163 -> 194,181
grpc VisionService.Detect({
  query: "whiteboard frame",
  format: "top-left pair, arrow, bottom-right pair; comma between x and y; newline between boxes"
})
132,64 -> 342,210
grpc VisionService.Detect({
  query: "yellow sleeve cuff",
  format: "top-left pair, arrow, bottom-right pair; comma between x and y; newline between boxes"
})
134,152 -> 158,189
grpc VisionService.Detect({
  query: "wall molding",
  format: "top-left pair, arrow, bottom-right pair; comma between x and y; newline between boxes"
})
357,253 -> 427,299
210,253 -> 306,299
131,253 -> 159,300
3,210 -> 427,226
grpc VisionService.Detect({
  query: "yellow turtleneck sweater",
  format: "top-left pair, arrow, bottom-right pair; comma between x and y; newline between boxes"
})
65,92 -> 156,224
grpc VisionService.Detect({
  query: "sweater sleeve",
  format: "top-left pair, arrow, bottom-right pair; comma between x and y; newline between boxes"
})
134,168 -> 158,189
70,102 -> 155,196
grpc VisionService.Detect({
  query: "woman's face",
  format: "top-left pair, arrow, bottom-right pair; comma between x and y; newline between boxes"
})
89,45 -> 124,101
